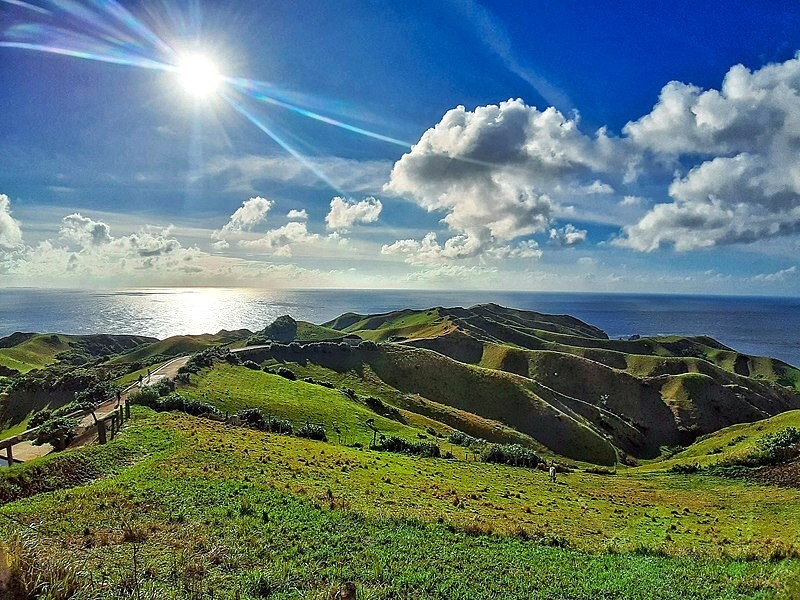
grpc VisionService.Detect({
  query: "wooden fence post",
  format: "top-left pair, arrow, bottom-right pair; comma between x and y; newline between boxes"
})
5,444 -> 12,465
125,398 -> 131,420
97,419 -> 107,444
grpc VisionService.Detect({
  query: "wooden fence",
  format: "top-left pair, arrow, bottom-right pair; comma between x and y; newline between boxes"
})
0,399 -> 131,467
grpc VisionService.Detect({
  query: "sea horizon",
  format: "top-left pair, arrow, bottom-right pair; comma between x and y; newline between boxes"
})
2,287 -> 799,368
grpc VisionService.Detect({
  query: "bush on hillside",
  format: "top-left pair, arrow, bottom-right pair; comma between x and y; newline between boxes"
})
752,427 -> 800,465
340,388 -> 357,400
265,417 -> 293,435
296,423 -> 326,441
448,431 -> 482,447
28,409 -> 52,429
32,416 -> 79,451
277,367 -> 296,381
372,435 -> 441,458
482,444 -> 541,468
242,360 -> 261,370
130,390 -> 221,418
236,408 -> 266,428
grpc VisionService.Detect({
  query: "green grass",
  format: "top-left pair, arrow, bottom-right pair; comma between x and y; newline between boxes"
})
109,331 -> 248,365
177,363 -> 445,447
639,410 -> 800,471
0,334 -> 69,373
1,408 -> 798,598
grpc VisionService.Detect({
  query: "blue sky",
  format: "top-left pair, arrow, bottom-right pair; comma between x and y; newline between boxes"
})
1,0 -> 800,294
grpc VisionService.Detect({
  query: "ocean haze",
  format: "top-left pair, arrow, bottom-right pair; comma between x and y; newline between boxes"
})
1,288 -> 799,367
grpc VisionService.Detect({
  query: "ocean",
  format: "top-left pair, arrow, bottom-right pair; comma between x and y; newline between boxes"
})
1,288 -> 799,367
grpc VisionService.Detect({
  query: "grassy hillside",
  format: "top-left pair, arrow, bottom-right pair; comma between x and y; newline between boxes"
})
238,343 -> 617,465
322,305 -> 800,459
0,332 -> 155,374
176,362 -> 445,448
109,329 -> 250,364
0,408 -> 798,598
639,409 -> 800,472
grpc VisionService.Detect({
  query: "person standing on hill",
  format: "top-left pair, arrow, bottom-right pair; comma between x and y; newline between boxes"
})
549,464 -> 557,483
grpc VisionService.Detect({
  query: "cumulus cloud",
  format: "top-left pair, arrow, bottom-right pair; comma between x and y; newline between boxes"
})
59,213 -> 112,247
751,265 -> 797,283
325,196 -> 383,231
240,221 -> 320,256
217,196 -> 273,236
286,209 -> 308,221
381,232 -> 541,265
549,224 -> 588,247
385,99 -> 627,260
618,53 -> 800,250
0,194 -> 23,249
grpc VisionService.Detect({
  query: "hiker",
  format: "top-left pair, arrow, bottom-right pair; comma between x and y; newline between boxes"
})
146,368 -> 151,382
137,374 -> 143,387
549,464 -> 557,483
115,389 -> 121,407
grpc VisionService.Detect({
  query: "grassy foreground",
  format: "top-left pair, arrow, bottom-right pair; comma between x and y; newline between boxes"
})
1,408 -> 799,599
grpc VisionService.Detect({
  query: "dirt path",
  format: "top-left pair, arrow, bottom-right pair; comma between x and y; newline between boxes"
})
7,356 -> 191,463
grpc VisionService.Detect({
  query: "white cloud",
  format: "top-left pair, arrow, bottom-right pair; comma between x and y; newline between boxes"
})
381,232 -> 541,265
619,195 -> 643,207
325,196 -> 383,231
618,53 -> 800,250
286,209 -> 308,221
0,194 -> 23,249
240,221 -> 320,256
549,224 -> 588,247
216,196 -> 273,237
385,99 -> 627,260
59,213 -> 112,247
751,265 -> 797,283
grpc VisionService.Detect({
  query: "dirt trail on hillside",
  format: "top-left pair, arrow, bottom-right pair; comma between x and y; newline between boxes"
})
9,356 -> 190,462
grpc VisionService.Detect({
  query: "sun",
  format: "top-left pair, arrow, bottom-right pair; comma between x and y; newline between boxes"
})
176,53 -> 221,99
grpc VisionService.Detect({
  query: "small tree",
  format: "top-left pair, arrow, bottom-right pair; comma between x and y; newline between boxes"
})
74,381 -> 119,425
33,417 -> 79,450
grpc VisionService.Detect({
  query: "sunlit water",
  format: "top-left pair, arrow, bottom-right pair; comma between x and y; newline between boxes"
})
1,288 -> 799,367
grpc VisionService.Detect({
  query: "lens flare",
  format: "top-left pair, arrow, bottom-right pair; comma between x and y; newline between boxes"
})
176,54 -> 221,99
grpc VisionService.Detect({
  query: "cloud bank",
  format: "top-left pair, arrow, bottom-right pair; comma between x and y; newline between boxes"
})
386,52 -> 800,258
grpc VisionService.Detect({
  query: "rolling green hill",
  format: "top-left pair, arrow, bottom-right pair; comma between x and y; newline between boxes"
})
318,304 -> 800,460
0,331 -> 156,374
109,329 -> 250,364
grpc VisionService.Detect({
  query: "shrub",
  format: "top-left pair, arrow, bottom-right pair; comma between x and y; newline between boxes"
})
365,396 -> 383,409
296,423 -> 327,441
482,444 -> 541,468
669,463 -> 701,474
341,388 -> 357,400
277,368 -> 296,381
152,377 -> 175,397
32,416 -> 79,450
243,360 -> 261,370
266,417 -> 293,435
448,430 -> 481,447
28,409 -> 52,429
318,381 -> 335,389
585,466 -> 616,475
236,408 -> 265,428
750,427 -> 800,465
373,435 -> 441,458
130,390 -> 222,418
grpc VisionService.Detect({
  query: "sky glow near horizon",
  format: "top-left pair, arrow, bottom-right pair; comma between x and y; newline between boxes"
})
1,0 -> 800,294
